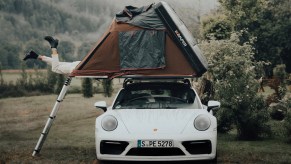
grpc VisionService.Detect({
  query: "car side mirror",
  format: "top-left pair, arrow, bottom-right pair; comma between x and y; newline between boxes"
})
94,101 -> 107,112
207,101 -> 220,112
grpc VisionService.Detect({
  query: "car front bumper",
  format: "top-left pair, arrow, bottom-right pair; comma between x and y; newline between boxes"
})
96,131 -> 217,161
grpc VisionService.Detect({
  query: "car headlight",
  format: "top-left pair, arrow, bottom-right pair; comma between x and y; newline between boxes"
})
194,114 -> 211,131
101,115 -> 118,131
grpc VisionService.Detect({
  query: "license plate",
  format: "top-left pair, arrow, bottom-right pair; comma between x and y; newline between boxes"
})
137,140 -> 174,148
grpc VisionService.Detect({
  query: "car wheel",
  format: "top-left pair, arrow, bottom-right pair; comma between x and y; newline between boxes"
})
208,152 -> 218,164
95,159 -> 109,164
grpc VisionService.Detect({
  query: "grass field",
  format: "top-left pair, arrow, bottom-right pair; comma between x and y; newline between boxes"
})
0,94 -> 116,163
1,70 -> 125,94
1,70 -> 83,88
1,93 -> 291,163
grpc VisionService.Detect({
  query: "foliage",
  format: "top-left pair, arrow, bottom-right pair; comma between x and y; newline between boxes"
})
284,109 -> 291,143
273,64 -> 287,81
218,0 -> 291,73
268,103 -> 288,121
0,42 -> 21,69
200,32 -> 271,140
77,42 -> 95,60
0,0 -> 100,37
0,64 -> 4,85
0,0 -> 115,69
46,67 -> 58,93
55,74 -> 65,94
215,107 -> 234,133
272,65 -> 287,100
279,96 -> 291,143
201,12 -> 232,40
58,41 -> 76,62
0,81 -> 26,98
0,65 -> 58,98
266,93 -> 279,106
102,79 -> 113,97
81,78 -> 93,98
198,77 -> 215,104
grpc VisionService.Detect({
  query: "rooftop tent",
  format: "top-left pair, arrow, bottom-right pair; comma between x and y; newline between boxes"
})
70,1 -> 208,78
32,3 -> 208,155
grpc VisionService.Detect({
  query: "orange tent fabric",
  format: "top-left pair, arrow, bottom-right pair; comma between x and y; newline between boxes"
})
70,2 -> 207,78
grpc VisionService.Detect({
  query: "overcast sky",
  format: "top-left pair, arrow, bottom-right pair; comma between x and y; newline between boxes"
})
107,0 -> 218,15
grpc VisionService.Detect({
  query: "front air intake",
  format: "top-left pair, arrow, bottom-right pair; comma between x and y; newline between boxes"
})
100,140 -> 129,155
126,148 -> 185,156
182,140 -> 212,154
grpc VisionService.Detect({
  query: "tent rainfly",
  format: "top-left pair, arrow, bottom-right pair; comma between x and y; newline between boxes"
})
70,1 -> 208,78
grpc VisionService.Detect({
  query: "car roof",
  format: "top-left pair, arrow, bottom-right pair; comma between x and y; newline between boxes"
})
123,78 -> 192,90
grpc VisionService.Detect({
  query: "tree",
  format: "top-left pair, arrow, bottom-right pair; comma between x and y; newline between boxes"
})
200,32 -> 271,140
47,67 -> 57,93
102,79 -> 113,97
283,99 -> 291,143
24,39 -> 49,69
201,12 -> 232,40
0,0 -> 112,69
82,78 -> 93,98
218,0 -> 291,73
58,41 -> 76,62
272,0 -> 291,73
0,63 -> 4,85
77,42 -> 95,60
55,74 -> 65,94
0,42 -> 21,69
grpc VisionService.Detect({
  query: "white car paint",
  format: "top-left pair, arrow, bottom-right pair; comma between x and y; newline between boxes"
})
95,79 -> 219,162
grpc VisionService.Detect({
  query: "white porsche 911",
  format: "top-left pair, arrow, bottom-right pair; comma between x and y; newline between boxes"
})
94,78 -> 220,163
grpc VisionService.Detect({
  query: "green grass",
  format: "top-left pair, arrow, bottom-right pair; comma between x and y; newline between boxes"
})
1,94 -> 291,163
218,133 -> 291,164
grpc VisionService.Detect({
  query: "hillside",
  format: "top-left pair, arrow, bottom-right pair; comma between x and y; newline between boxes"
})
0,0 -> 216,69
0,0 -> 117,69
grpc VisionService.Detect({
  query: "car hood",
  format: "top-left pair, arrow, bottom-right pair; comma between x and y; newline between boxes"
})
114,109 -> 201,134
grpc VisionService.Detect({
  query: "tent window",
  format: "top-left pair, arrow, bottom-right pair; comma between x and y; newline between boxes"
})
119,30 -> 165,70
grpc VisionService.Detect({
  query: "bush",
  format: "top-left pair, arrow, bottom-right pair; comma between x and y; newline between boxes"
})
235,96 -> 271,140
47,67 -> 58,93
82,78 -> 93,98
55,74 -> 65,94
281,98 -> 291,143
200,32 -> 271,140
102,79 -> 113,97
68,86 -> 81,94
0,66 -> 65,98
215,107 -> 234,133
201,13 -> 232,40
284,112 -> 291,143
0,81 -> 26,98
273,64 -> 287,81
269,103 -> 288,121
266,93 -> 280,106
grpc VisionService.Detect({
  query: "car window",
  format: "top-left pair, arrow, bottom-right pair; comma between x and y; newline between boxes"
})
113,83 -> 201,109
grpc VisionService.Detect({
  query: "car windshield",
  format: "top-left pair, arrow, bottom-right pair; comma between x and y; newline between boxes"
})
113,82 -> 202,109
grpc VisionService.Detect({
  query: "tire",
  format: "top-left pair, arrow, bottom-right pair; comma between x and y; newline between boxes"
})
209,152 -> 218,164
94,159 -> 109,164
